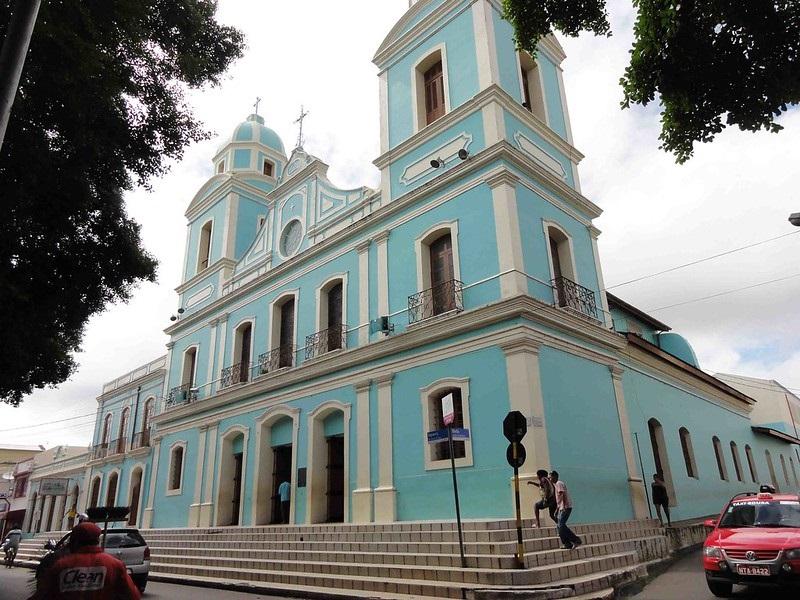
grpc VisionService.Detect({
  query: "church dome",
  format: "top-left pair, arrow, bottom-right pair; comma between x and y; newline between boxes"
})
219,113 -> 286,156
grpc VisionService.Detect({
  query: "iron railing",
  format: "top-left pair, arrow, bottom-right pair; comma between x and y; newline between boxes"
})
92,443 -> 109,460
107,438 -> 124,456
408,279 -> 464,325
305,324 -> 347,360
220,362 -> 250,388
258,345 -> 294,375
130,430 -> 151,450
166,383 -> 197,409
552,276 -> 599,320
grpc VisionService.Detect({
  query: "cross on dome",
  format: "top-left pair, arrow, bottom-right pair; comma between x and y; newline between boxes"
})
294,105 -> 309,149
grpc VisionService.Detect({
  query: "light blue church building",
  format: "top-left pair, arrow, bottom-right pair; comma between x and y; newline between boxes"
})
76,0 -> 799,532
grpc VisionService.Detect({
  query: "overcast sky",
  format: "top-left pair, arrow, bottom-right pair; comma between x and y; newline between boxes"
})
1,0 -> 798,451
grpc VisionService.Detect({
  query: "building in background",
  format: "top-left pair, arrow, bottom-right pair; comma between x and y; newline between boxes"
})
72,0 -> 798,531
0,444 -> 43,536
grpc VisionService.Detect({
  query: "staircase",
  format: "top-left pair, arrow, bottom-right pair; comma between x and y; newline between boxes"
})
16,518 -> 670,599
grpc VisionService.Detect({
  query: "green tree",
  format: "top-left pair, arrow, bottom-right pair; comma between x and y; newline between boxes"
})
0,0 -> 244,405
502,0 -> 800,163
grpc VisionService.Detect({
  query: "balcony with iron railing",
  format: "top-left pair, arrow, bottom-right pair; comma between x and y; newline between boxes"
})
305,324 -> 347,360
166,383 -> 198,409
91,443 -> 109,460
552,276 -> 599,320
220,362 -> 250,389
258,344 -> 294,376
408,279 -> 464,325
130,430 -> 151,450
107,438 -> 125,456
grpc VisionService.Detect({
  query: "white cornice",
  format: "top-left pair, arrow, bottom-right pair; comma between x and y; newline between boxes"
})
175,258 -> 236,294
96,370 -> 165,404
374,85 -> 584,170
155,294 -> 622,429
185,176 -> 270,221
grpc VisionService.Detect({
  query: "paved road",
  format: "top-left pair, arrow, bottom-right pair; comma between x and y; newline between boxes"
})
630,550 -> 795,599
0,567 -> 297,599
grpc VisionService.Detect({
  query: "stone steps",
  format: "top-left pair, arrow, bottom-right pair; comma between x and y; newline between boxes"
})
17,518 -> 670,599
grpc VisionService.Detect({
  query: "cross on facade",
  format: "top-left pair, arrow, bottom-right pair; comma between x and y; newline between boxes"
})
253,96 -> 262,116
294,105 -> 309,148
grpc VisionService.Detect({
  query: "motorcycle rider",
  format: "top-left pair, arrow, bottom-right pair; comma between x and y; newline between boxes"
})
29,521 -> 140,599
2,524 -> 22,567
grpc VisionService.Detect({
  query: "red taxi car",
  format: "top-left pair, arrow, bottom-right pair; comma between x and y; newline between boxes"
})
703,488 -> 800,597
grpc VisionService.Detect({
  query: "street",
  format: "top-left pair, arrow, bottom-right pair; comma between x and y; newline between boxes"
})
630,550 -> 795,599
0,567 -> 296,599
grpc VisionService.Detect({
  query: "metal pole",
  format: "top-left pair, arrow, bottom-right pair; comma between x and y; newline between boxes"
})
447,425 -> 466,568
512,442 -> 524,569
0,0 -> 42,150
633,432 -> 653,518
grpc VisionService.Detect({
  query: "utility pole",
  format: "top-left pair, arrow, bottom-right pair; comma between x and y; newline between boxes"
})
0,0 -> 42,151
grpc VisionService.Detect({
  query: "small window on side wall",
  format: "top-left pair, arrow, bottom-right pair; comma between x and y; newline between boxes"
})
519,51 -> 547,122
679,427 -> 698,479
414,49 -> 448,130
262,159 -> 274,177
420,378 -> 473,470
217,161 -> 225,174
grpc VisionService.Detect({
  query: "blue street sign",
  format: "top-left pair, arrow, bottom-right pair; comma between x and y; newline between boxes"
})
427,428 -> 470,443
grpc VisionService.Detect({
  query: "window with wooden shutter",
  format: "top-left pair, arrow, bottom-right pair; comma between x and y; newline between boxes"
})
424,60 -> 445,125
263,160 -> 274,177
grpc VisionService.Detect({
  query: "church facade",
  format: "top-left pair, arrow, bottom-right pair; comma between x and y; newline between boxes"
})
73,0 -> 799,533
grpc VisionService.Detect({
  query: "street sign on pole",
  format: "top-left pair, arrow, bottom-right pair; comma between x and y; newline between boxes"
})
503,412 -> 527,569
503,411 -> 527,443
441,393 -> 455,426
446,424 -> 467,568
428,428 -> 470,443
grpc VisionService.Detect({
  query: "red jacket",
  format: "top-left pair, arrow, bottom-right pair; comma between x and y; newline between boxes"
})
30,546 -> 141,600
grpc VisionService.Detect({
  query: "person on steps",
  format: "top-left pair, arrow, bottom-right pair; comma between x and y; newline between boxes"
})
651,473 -> 671,527
550,470 -> 582,550
527,469 -> 557,528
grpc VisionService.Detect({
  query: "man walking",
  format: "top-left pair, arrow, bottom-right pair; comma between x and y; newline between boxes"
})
550,471 -> 582,550
651,473 -> 671,527
278,480 -> 291,524
527,469 -> 557,527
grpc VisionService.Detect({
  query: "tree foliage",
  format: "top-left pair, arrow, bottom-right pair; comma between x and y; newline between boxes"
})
502,0 -> 800,163
0,0 -> 244,405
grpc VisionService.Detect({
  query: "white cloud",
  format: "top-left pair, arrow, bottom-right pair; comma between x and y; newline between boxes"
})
4,0 -> 799,446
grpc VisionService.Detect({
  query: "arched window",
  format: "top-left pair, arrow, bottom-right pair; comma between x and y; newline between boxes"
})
275,296 -> 295,368
420,379 -> 473,470
106,472 -> 118,506
519,51 -> 547,121
679,428 -> 698,478
544,223 -> 583,314
167,444 -> 185,494
117,407 -> 130,454
765,450 -> 779,491
413,223 -> 462,323
141,397 -> 154,437
780,454 -> 790,487
197,220 -> 212,272
101,413 -> 112,446
712,437 -> 728,481
181,347 -> 197,387
317,278 -> 345,354
745,445 -> 758,483
89,476 -> 101,509
413,47 -> 449,130
648,419 -> 676,503
225,321 -> 252,386
730,442 -> 743,482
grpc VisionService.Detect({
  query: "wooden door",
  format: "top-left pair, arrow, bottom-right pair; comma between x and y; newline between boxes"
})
239,325 -> 251,382
231,453 -> 243,525
279,299 -> 295,367
429,234 -> 454,315
326,436 -> 344,523
327,283 -> 343,351
270,445 -> 293,524
424,61 -> 445,125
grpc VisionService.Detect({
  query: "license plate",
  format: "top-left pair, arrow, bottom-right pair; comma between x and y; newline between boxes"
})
736,565 -> 771,576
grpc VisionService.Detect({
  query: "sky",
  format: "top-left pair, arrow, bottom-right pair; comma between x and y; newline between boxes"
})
1,0 -> 798,450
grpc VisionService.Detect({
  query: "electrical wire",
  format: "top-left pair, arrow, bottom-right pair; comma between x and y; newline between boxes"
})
0,411 -> 97,433
606,230 -> 800,290
646,274 -> 800,313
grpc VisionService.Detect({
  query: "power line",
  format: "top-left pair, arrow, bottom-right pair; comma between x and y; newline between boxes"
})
646,273 -> 800,313
606,230 -> 800,290
0,411 -> 97,433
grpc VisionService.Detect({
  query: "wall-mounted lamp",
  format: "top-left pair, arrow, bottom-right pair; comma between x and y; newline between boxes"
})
169,315 -> 177,322
177,308 -> 185,314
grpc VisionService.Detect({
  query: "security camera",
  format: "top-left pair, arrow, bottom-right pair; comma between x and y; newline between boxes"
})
789,212 -> 800,227
430,158 -> 443,169
457,148 -> 469,160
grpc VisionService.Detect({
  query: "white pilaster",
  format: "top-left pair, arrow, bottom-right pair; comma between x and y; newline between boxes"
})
589,226 -> 612,328
189,425 -> 209,527
352,379 -> 373,523
357,240 -> 371,346
501,338 -> 548,518
374,373 -> 396,522
41,496 -> 53,533
32,494 -> 43,533
610,366 -> 649,519
206,320 -> 219,390
488,171 -> 528,298
52,495 -> 66,532
481,102 -> 505,146
375,231 -> 390,318
22,495 -> 35,532
472,0 -> 499,89
142,436 -> 162,528
199,423 -> 219,527
379,71 -> 389,155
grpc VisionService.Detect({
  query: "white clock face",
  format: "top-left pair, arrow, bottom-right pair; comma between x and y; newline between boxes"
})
280,220 -> 303,256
